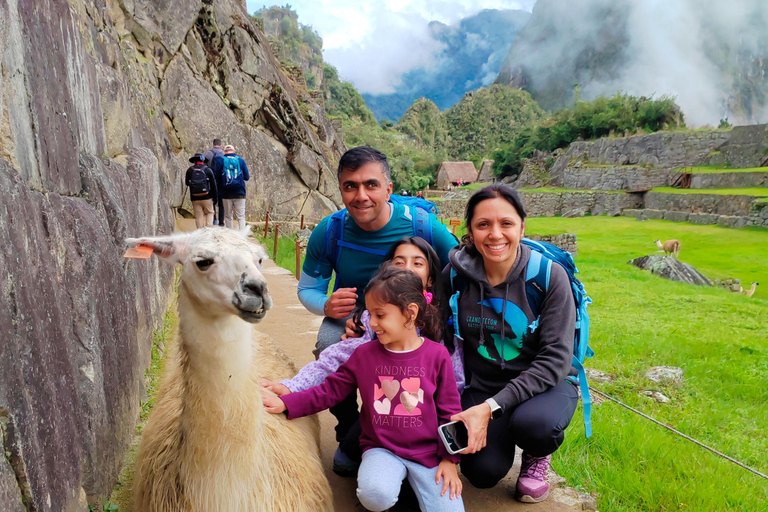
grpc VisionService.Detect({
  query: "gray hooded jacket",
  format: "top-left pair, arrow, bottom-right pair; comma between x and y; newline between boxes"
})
443,243 -> 576,412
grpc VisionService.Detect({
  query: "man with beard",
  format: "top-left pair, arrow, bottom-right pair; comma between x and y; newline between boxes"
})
296,146 -> 458,474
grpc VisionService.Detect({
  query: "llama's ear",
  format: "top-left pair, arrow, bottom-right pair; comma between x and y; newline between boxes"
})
125,234 -> 190,264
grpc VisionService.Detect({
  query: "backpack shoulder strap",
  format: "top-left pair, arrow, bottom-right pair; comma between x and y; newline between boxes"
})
324,209 -> 388,285
412,206 -> 432,245
447,267 -> 466,341
525,249 -> 552,321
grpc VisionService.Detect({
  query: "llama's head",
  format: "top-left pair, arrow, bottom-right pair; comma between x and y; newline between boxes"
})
126,228 -> 272,323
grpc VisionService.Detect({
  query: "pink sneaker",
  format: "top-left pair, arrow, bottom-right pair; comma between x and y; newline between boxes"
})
515,453 -> 551,503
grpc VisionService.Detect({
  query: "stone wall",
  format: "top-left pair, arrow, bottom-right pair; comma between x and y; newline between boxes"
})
0,0 -> 345,509
527,233 -> 578,256
690,171 -> 768,189
644,192 -> 760,216
623,206 -> 768,228
437,191 -> 643,220
561,165 -> 674,191
559,131 -> 731,169
706,124 -> 768,168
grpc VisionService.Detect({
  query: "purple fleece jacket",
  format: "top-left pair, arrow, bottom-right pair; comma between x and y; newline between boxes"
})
281,311 -> 466,393
281,338 -> 462,467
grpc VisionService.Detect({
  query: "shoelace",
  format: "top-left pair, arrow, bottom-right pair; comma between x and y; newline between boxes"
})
520,455 -> 549,480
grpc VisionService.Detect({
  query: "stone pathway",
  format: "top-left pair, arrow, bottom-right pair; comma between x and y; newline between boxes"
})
254,255 -> 596,512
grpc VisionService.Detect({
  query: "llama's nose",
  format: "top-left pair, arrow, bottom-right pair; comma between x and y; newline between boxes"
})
241,274 -> 266,296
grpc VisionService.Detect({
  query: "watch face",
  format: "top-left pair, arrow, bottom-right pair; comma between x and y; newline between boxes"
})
491,406 -> 502,420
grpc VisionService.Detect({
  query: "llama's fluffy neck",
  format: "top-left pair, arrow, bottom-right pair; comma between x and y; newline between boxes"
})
177,284 -> 259,407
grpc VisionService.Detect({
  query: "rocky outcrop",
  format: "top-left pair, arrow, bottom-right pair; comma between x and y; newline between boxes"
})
0,0 -> 344,509
628,255 -> 712,286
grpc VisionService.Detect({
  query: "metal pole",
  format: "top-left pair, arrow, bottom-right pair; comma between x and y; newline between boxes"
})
300,214 -> 305,230
273,224 -> 279,261
264,211 -> 270,238
295,240 -> 301,280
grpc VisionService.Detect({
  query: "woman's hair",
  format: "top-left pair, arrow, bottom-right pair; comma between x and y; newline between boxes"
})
364,266 -> 443,341
460,183 -> 527,256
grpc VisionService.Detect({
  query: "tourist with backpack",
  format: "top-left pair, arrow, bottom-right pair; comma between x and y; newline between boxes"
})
442,183 -> 591,504
297,146 -> 458,474
211,144 -> 250,230
185,153 -> 218,228
204,138 -> 225,225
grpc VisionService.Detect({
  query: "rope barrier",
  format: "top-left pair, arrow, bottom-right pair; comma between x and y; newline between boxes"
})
590,388 -> 768,481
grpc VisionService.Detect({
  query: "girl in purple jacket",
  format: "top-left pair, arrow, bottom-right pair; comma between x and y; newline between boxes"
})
262,266 -> 465,512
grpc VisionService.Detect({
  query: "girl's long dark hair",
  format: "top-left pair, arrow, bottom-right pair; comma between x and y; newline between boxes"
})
383,236 -> 445,318
364,266 -> 443,342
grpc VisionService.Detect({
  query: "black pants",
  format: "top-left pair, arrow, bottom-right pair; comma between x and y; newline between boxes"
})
460,380 -> 579,489
217,196 -> 224,226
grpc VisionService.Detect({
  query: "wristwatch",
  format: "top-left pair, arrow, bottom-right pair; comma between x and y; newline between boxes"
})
485,398 -> 502,420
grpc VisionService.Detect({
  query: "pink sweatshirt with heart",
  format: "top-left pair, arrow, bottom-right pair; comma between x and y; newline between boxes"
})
281,338 -> 462,467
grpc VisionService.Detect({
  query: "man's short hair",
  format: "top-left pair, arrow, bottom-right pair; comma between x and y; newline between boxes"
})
337,146 -> 390,182
213,138 -> 222,146
224,144 -> 236,153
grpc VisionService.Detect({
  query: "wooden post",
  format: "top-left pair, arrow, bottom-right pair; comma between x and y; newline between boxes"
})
295,240 -> 301,280
264,211 -> 270,238
452,224 -> 457,235
273,224 -> 279,261
300,214 -> 305,230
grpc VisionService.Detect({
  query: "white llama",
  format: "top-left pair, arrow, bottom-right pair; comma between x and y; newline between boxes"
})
127,228 -> 333,512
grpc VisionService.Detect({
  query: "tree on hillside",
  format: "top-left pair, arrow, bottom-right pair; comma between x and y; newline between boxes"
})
443,84 -> 543,161
396,98 -> 448,149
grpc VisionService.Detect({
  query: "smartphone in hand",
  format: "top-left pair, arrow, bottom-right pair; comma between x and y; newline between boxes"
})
438,420 -> 468,455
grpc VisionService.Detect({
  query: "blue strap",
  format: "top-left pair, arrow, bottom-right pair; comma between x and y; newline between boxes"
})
525,251 -> 551,319
448,268 -> 463,340
336,240 -> 387,256
571,357 -> 592,438
412,206 -> 432,245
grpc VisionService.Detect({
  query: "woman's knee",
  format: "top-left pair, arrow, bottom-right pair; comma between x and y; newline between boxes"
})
460,458 -> 509,489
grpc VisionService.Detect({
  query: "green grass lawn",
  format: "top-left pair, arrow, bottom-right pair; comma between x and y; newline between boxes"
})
522,217 -> 767,511
651,187 -> 768,197
264,218 -> 767,510
679,166 -> 768,174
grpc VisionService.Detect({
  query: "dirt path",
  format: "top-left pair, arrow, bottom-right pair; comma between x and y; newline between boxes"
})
254,255 -> 593,512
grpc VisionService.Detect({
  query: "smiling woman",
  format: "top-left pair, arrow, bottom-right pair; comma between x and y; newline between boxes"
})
443,183 -> 579,504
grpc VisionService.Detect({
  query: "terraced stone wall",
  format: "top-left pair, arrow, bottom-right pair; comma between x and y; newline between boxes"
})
690,172 -> 768,189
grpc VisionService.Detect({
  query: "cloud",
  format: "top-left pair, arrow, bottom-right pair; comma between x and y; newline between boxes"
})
247,0 -> 536,94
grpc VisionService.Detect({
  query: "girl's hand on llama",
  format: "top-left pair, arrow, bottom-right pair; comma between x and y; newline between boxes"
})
436,459 -> 462,499
260,379 -> 291,396
260,389 -> 287,414
450,406 -> 490,454
324,288 -> 357,319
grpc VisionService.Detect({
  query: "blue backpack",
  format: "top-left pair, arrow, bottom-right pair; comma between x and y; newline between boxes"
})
447,238 -> 594,437
222,155 -> 243,191
324,195 -> 440,289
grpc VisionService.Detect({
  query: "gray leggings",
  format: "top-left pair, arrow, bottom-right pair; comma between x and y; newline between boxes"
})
357,448 -> 465,512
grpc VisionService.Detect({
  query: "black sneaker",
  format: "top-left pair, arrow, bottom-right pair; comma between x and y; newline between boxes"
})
332,446 -> 360,477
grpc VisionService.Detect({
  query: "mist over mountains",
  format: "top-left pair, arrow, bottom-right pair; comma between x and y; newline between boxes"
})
363,9 -> 530,122
496,0 -> 768,126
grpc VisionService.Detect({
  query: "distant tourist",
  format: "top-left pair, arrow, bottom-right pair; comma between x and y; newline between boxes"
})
416,190 -> 424,199
204,138 -> 225,225
185,153 -> 217,228
211,145 -> 250,230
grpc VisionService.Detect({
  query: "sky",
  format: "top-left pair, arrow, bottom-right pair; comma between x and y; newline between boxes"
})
246,0 -> 536,94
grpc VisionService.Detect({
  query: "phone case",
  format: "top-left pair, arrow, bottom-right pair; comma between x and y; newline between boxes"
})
438,421 -> 467,455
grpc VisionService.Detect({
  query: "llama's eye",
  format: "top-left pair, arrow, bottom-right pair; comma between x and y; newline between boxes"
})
258,258 -> 263,266
195,259 -> 214,271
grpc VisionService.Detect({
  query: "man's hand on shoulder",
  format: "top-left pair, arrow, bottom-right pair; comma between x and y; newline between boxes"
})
324,287 -> 357,319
